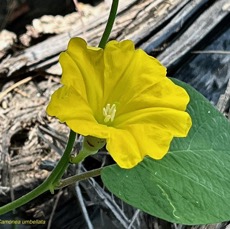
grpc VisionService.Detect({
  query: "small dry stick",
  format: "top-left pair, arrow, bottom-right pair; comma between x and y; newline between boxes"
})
192,50 -> 230,55
0,76 -> 32,102
76,184 -> 94,229
14,88 -> 29,97
72,0 -> 86,39
216,79 -> 230,115
127,209 -> 141,229
47,190 -> 63,229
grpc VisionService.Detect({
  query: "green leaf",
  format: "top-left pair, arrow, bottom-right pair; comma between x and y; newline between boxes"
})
101,78 -> 230,225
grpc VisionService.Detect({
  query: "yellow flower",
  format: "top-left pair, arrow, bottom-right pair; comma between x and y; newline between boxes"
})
46,37 -> 192,169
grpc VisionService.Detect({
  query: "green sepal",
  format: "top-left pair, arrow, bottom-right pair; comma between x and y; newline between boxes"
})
70,136 -> 106,164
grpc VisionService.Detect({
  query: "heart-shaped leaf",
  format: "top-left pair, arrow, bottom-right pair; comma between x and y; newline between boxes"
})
101,78 -> 230,225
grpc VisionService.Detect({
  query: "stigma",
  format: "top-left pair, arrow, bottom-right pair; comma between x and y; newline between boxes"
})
103,103 -> 116,123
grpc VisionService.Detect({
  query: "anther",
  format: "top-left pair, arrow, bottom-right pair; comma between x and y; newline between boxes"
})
103,103 -> 116,123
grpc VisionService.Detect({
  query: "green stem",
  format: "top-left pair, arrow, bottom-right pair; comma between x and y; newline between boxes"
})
0,181 -> 47,216
98,0 -> 119,49
56,167 -> 104,189
47,130 -> 76,190
0,130 -> 76,215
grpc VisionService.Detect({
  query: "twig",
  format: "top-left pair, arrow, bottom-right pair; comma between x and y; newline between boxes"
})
127,209 -> 140,229
47,189 -> 63,229
13,88 -> 29,97
191,50 -> 230,54
4,153 -> 15,213
37,128 -> 64,156
0,186 -> 10,195
38,125 -> 67,147
75,184 -> 93,229
72,0 -> 86,39
216,79 -> 230,116
85,176 -> 131,228
0,76 -> 32,102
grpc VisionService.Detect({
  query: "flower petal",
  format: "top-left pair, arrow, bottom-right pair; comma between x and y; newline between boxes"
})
106,127 -> 142,168
115,77 -> 190,117
59,52 -> 87,100
107,124 -> 174,169
103,40 -> 166,106
113,77 -> 192,137
46,85 -> 109,138
117,109 -> 191,137
60,38 -> 104,114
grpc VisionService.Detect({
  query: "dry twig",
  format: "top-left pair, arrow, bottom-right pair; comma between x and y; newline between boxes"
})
0,76 -> 32,102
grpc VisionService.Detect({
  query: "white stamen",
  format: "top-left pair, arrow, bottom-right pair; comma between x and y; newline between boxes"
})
103,107 -> 107,117
103,103 -> 116,123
